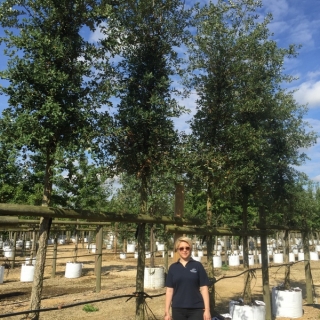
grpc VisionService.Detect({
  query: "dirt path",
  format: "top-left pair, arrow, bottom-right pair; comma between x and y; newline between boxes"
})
1,244 -> 320,319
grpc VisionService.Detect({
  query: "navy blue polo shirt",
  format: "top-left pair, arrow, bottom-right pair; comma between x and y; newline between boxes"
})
165,258 -> 210,309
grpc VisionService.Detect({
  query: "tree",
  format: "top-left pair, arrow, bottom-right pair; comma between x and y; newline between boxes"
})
186,0 -> 316,314
103,1 -> 191,318
0,1 -> 113,318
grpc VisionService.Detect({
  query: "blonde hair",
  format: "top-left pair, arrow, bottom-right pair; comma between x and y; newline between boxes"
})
174,236 -> 193,252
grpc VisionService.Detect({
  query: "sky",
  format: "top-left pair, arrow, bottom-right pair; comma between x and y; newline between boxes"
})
0,0 -> 320,181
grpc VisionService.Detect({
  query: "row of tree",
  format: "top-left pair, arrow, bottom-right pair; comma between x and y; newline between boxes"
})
0,0 -> 318,319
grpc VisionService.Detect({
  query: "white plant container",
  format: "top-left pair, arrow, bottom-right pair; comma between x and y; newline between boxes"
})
120,252 -> 126,259
298,252 -> 304,261
289,253 -> 295,262
20,265 -> 35,282
144,267 -> 165,289
293,248 -> 298,255
273,253 -> 284,264
145,252 -> 151,259
0,266 -> 4,284
25,241 -> 31,249
213,256 -> 222,268
16,240 -> 23,248
228,255 -> 240,266
157,243 -> 165,251
65,262 -> 82,279
127,243 -> 135,253
198,250 -> 203,257
134,252 -> 138,259
248,255 -> 254,266
229,300 -> 265,320
272,287 -> 303,318
3,248 -> 13,258
310,251 -> 319,261
316,245 -> 320,252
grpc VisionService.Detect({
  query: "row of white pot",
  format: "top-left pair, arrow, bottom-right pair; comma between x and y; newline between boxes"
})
16,262 -> 84,283
119,251 -> 175,259
227,287 -> 303,320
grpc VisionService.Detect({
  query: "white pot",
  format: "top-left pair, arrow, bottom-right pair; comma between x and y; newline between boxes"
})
127,243 -> 135,253
144,267 -> 165,289
230,302 -> 266,320
228,255 -> 240,266
20,265 -> 35,282
3,248 -> 13,258
157,244 -> 165,251
298,252 -> 304,261
273,253 -> 284,264
272,287 -> 302,318
120,253 -> 126,259
134,252 -> 138,259
0,266 -> 4,284
248,255 -> 254,266
65,262 -> 82,279
213,256 -> 222,268
310,251 -> 319,261
289,253 -> 295,262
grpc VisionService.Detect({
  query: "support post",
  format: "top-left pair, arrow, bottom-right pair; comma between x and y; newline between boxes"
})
96,226 -> 103,293
51,236 -> 57,278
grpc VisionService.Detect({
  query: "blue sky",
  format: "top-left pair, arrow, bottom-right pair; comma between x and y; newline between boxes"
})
0,0 -> 320,181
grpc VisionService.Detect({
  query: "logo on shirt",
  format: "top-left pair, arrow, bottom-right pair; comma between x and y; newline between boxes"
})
190,268 -> 197,273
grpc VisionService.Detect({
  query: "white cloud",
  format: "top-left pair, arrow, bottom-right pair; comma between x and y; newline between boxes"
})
293,81 -> 320,108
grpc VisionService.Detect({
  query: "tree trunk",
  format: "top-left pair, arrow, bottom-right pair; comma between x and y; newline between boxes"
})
150,225 -> 155,268
29,152 -> 53,319
242,192 -> 251,304
302,231 -> 313,304
206,186 -> 215,309
29,217 -> 51,319
135,223 -> 146,320
283,230 -> 290,289
135,174 -> 148,320
259,206 -> 272,320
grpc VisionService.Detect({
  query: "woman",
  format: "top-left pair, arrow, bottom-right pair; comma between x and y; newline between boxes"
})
164,237 -> 211,320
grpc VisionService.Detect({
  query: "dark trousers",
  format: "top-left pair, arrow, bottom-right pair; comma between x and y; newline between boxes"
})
172,308 -> 204,320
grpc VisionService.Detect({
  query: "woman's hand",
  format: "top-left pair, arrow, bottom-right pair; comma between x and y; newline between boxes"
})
203,309 -> 211,320
164,313 -> 171,320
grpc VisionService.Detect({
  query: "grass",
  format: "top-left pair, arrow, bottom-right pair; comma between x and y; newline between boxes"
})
82,304 -> 99,313
221,263 -> 229,271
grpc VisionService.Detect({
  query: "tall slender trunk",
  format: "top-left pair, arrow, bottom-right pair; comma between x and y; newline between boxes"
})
135,175 -> 147,320
242,192 -> 251,304
284,230 -> 290,289
302,231 -> 313,304
259,206 -> 271,320
29,152 -> 53,319
206,185 -> 215,310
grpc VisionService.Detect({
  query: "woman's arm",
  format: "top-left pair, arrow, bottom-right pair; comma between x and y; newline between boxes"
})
164,287 -> 174,320
200,286 -> 211,320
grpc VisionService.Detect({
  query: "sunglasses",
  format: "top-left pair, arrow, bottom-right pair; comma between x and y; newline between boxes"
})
179,246 -> 190,252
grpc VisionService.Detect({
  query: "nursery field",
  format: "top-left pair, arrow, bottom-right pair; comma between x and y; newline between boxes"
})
1,243 -> 320,320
